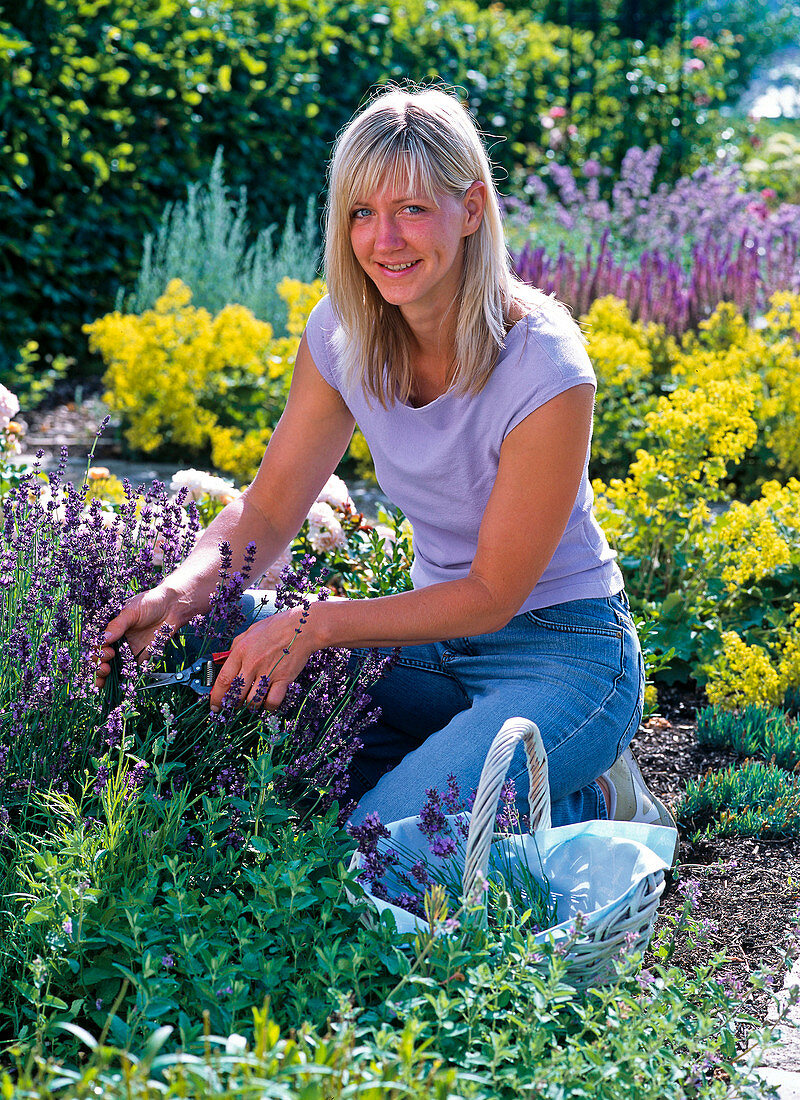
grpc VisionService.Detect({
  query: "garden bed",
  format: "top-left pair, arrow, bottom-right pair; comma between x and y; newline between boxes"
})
640,691 -> 800,1027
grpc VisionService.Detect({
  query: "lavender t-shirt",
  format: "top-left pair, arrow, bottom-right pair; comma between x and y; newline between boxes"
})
305,295 -> 623,612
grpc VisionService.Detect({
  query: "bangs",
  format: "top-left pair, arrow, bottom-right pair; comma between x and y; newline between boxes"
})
342,130 -> 448,209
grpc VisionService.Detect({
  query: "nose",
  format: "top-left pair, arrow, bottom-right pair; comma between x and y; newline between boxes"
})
374,214 -> 404,252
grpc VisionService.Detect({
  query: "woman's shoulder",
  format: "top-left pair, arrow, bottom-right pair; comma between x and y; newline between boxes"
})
306,292 -> 337,333
505,291 -> 594,383
304,294 -> 343,388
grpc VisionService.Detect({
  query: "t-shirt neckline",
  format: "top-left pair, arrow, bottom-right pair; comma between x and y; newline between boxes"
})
396,311 -> 531,411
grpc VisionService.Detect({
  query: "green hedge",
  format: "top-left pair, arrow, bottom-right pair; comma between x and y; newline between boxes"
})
1,0 -> 738,376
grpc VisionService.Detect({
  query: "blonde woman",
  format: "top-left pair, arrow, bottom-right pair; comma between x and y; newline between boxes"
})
99,85 -> 674,837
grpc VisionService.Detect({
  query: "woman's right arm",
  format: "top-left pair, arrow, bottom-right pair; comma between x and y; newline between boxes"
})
96,333 -> 356,677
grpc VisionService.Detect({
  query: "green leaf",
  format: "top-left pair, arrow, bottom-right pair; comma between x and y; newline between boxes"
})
56,1022 -> 98,1050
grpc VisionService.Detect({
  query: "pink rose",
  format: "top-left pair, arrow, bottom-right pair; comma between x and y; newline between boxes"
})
690,35 -> 712,50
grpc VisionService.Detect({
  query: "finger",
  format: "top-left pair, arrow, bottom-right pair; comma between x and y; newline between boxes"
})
263,678 -> 290,711
102,598 -> 143,645
209,654 -> 244,713
242,672 -> 269,709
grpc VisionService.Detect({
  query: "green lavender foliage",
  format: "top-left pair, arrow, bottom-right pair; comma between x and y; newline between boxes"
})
677,759 -> 800,840
117,149 -> 320,336
696,704 -> 800,771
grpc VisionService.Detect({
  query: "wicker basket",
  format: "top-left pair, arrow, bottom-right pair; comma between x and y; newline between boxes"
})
351,717 -> 676,990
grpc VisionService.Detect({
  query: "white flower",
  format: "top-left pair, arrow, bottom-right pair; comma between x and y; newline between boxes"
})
170,468 -> 241,504
0,384 -> 19,429
374,524 -> 396,550
307,501 -> 348,553
315,473 -> 354,512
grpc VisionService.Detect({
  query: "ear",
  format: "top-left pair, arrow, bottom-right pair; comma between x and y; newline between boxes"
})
462,180 -> 487,237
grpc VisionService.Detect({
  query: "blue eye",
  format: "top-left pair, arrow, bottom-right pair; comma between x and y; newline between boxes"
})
351,208 -> 371,219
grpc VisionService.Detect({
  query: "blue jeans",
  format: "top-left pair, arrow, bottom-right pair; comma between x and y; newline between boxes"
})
345,592 -> 644,829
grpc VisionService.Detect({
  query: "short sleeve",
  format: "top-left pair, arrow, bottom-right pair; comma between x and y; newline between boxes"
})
304,295 -> 340,391
503,303 -> 596,438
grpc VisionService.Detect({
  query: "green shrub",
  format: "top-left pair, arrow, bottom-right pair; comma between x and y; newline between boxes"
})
118,149 -> 320,337
1,0 -> 743,374
677,759 -> 800,840
696,704 -> 800,770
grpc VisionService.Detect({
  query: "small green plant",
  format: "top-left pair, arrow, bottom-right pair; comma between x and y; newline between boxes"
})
6,342 -> 69,409
118,149 -> 320,336
696,704 -> 800,770
677,759 -> 800,840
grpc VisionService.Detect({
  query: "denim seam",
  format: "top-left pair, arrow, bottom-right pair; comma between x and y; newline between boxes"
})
393,657 -> 459,678
522,610 -> 622,640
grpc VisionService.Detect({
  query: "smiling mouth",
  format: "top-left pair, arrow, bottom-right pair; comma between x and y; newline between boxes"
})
377,260 -> 420,272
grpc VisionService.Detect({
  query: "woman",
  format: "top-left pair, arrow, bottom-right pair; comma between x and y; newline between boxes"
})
98,85 -> 673,836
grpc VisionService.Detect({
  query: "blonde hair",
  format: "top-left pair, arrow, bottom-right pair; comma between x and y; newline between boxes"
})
324,85 -> 549,406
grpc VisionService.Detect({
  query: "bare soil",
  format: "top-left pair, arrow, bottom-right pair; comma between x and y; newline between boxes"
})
638,688 -> 800,1023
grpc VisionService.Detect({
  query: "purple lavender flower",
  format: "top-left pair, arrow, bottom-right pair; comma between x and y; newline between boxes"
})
430,834 -> 457,859
418,788 -> 448,839
411,859 -> 430,886
348,811 -> 391,853
442,773 -> 463,814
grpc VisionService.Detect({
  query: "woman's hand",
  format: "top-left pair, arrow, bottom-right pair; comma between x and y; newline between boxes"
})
95,585 -> 193,687
208,606 -> 317,713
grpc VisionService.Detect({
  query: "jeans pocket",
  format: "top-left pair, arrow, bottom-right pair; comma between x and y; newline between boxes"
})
524,598 -> 624,640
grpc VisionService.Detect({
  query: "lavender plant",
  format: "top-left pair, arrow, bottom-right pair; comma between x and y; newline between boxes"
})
696,705 -> 800,772
508,149 -> 800,333
349,776 -> 558,934
0,440 -> 392,827
0,439 -> 199,816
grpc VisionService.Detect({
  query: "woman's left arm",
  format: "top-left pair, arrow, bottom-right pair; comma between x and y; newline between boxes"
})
210,383 -> 595,711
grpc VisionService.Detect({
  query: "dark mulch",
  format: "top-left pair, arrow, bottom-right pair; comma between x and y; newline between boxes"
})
637,688 -> 800,1025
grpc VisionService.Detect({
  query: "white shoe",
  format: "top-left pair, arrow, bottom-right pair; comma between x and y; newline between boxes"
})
602,747 -> 679,862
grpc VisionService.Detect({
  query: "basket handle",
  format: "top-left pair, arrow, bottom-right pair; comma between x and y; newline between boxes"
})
461,717 -> 550,912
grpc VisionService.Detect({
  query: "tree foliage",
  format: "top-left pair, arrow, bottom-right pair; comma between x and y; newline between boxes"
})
0,0 -> 739,373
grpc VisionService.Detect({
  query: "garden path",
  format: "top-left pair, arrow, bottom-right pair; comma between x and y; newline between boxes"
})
759,958 -> 800,1097
15,395 -> 391,519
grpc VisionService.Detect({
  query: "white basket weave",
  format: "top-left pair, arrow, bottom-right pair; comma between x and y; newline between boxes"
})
351,716 -> 675,991
464,717 -> 669,988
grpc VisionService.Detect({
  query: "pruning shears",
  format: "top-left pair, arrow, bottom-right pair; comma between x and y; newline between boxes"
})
142,650 -> 232,696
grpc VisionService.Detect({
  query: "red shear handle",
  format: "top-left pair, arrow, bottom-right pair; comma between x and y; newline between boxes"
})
212,650 -> 231,663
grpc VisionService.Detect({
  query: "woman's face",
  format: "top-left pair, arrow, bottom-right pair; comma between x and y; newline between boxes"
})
348,179 -> 485,322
